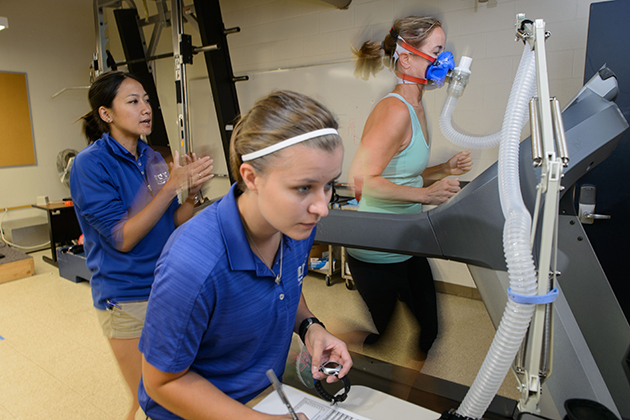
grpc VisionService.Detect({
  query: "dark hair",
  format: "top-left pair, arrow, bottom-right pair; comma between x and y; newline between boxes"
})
81,71 -> 145,144
352,16 -> 441,80
229,90 -> 342,193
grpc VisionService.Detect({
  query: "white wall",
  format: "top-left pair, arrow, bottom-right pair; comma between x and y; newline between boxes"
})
218,0 -> 600,176
197,0 -> 605,287
0,0 -> 607,285
0,0 -> 94,223
104,0 -> 603,196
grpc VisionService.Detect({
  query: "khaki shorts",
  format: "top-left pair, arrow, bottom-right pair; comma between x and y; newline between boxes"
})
96,300 -> 148,339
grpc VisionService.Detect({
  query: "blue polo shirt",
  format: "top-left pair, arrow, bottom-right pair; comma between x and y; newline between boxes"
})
138,183 -> 314,420
70,133 -> 179,309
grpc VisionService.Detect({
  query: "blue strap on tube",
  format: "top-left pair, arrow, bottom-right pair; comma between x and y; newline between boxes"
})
508,287 -> 559,305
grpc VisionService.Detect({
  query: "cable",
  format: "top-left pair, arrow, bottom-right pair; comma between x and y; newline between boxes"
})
0,208 -> 51,250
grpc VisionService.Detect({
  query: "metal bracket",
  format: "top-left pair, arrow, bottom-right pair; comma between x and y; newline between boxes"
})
579,185 -> 611,224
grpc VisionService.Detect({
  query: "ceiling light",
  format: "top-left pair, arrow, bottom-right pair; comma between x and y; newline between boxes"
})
0,16 -> 8,31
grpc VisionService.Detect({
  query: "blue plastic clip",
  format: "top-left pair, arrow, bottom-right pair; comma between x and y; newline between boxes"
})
508,287 -> 559,305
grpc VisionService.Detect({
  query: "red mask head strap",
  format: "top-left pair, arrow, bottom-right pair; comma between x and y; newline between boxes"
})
395,72 -> 428,85
398,39 -> 436,63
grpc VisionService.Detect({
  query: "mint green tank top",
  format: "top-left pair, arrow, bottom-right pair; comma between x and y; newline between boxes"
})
347,93 -> 430,264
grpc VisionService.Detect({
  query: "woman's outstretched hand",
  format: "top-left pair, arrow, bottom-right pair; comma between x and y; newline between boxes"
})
167,150 -> 214,196
184,152 -> 214,195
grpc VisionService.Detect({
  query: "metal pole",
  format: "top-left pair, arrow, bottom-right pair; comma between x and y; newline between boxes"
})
116,51 -> 175,67
171,0 -> 191,154
529,97 -> 543,167
93,0 -> 109,77
194,44 -> 219,54
551,97 -> 570,167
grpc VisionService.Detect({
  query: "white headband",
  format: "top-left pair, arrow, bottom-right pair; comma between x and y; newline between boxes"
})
241,128 -> 339,162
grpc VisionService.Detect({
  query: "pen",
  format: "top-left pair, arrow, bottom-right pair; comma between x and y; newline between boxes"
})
266,369 -> 299,420
106,299 -> 122,310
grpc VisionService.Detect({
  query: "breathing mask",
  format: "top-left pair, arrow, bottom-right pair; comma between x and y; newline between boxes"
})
391,28 -> 455,87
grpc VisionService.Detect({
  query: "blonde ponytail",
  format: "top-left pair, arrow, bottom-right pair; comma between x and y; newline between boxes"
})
352,40 -> 385,81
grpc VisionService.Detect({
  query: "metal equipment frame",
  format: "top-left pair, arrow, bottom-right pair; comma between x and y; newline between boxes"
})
513,15 -> 570,414
92,0 -> 241,179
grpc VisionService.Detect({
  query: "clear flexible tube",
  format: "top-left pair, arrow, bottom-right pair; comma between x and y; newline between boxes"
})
447,45 -> 540,419
440,46 -> 535,149
439,95 -> 501,148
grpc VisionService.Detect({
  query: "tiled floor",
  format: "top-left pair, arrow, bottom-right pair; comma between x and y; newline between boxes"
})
0,251 -> 140,420
0,249 -> 519,420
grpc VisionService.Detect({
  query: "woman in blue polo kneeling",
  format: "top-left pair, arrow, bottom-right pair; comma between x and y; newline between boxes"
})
139,90 -> 353,420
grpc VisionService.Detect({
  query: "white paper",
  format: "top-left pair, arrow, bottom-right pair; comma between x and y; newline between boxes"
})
254,384 -> 372,420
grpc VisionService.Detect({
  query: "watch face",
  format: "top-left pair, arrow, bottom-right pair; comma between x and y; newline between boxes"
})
319,360 -> 342,376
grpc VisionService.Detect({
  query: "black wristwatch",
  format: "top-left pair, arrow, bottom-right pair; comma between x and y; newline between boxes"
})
314,361 -> 351,405
299,317 -> 325,344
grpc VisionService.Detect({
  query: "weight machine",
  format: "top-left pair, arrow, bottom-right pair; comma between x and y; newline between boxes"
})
92,0 -> 242,184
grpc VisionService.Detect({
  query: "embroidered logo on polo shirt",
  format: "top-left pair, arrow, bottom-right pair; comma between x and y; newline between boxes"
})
297,261 -> 306,287
155,171 -> 169,185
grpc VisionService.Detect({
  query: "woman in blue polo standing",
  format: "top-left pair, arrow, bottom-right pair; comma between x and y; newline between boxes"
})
70,71 -> 213,420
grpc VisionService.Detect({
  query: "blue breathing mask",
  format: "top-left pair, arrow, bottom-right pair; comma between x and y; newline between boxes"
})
425,51 -> 455,86
393,34 -> 456,88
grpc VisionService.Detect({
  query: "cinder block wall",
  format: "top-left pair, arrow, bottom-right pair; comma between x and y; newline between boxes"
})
215,0 -> 600,289
1,0 -> 604,288
220,0 -> 596,176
